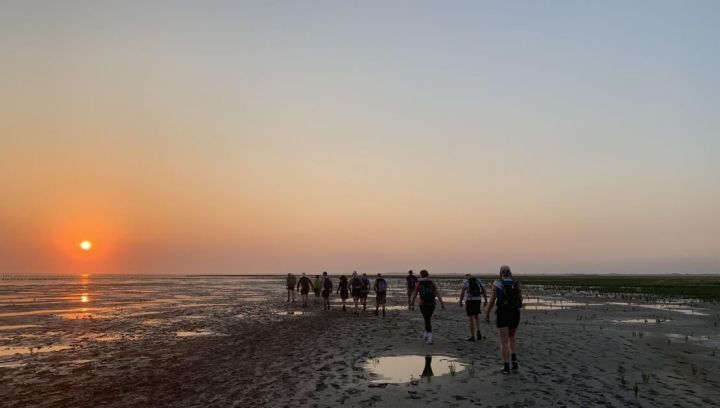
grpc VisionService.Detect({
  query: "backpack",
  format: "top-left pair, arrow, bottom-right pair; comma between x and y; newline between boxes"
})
351,277 -> 362,289
499,279 -> 521,309
419,281 -> 435,303
323,278 -> 332,291
377,279 -> 387,292
468,277 -> 482,297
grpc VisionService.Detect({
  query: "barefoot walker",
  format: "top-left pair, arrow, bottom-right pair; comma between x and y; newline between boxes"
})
485,265 -> 523,374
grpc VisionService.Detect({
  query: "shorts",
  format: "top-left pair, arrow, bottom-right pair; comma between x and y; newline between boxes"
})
351,288 -> 361,298
465,300 -> 481,316
340,289 -> 349,299
322,289 -> 330,298
287,285 -> 294,291
376,292 -> 386,303
407,287 -> 414,297
301,289 -> 310,295
314,288 -> 320,296
496,308 -> 520,329
360,290 -> 368,299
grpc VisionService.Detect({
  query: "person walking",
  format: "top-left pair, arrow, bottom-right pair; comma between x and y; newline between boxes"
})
286,273 -> 297,303
296,273 -> 313,308
484,265 -> 523,374
459,273 -> 488,341
360,272 -> 371,311
321,271 -> 333,310
349,271 -> 363,314
373,273 -> 388,317
410,269 -> 444,345
336,275 -> 349,311
312,274 -> 322,305
406,270 -> 418,310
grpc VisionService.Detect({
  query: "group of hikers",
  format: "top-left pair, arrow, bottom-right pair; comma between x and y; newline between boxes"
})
285,265 -> 523,374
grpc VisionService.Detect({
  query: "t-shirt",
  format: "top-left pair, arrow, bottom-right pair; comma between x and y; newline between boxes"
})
361,277 -> 370,291
462,276 -> 487,301
406,275 -> 418,289
414,279 -> 438,305
494,278 -> 520,308
286,275 -> 296,287
298,277 -> 312,291
313,278 -> 321,289
375,278 -> 387,293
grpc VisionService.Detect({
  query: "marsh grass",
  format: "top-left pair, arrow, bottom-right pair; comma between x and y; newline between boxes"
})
507,275 -> 720,301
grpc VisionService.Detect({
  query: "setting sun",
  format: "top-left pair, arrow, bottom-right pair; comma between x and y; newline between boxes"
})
79,240 -> 92,251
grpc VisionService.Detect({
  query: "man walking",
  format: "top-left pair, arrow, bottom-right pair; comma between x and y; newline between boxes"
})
459,273 -> 488,341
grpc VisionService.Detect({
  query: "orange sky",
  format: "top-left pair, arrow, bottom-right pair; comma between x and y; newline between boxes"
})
1,2 -> 719,275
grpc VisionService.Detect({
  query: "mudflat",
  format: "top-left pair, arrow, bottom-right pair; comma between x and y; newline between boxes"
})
1,276 -> 718,407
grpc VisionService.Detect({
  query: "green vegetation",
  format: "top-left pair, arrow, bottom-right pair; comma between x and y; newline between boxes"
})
493,275 -> 720,301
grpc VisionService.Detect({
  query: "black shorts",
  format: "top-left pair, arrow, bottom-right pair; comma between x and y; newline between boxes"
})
314,288 -> 320,296
496,308 -> 520,329
340,289 -> 349,299
287,285 -> 294,291
360,290 -> 368,299
376,292 -> 386,303
351,288 -> 361,298
465,300 -> 481,316
322,289 -> 330,298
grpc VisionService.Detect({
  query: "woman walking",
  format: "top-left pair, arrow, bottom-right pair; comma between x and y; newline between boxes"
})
410,269 -> 444,345
337,275 -> 349,311
484,265 -> 523,374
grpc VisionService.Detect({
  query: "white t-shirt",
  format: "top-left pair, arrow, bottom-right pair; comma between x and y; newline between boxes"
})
462,276 -> 486,301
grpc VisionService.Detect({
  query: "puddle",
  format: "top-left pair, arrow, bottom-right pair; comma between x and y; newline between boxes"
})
275,310 -> 312,316
0,307 -> 114,318
608,303 -> 708,316
0,361 -> 27,369
0,325 -> 41,331
363,355 -> 467,383
0,344 -> 72,357
666,333 -> 720,348
175,330 -> 222,337
65,359 -> 94,365
613,318 -> 671,324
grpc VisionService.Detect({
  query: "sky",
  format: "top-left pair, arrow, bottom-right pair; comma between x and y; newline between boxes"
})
1,1 -> 718,275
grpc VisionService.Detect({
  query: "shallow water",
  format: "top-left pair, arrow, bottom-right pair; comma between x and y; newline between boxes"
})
363,355 -> 467,383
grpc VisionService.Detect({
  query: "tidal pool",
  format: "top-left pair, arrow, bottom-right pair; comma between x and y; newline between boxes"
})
363,355 -> 467,383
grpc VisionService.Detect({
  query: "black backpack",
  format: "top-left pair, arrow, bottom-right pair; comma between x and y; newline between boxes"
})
499,280 -> 521,309
323,278 -> 332,291
468,277 -> 482,297
419,281 -> 435,303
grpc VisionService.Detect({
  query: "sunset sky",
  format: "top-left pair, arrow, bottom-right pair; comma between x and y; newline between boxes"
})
1,1 -> 718,275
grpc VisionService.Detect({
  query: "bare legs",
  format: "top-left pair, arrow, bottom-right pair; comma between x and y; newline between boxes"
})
498,326 -> 518,371
467,315 -> 480,339
498,327 -> 510,362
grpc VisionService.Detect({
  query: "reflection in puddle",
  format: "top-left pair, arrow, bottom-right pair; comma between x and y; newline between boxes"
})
0,344 -> 72,357
364,355 -> 467,383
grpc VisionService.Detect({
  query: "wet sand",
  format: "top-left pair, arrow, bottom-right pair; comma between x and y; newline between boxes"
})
1,277 -> 719,407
